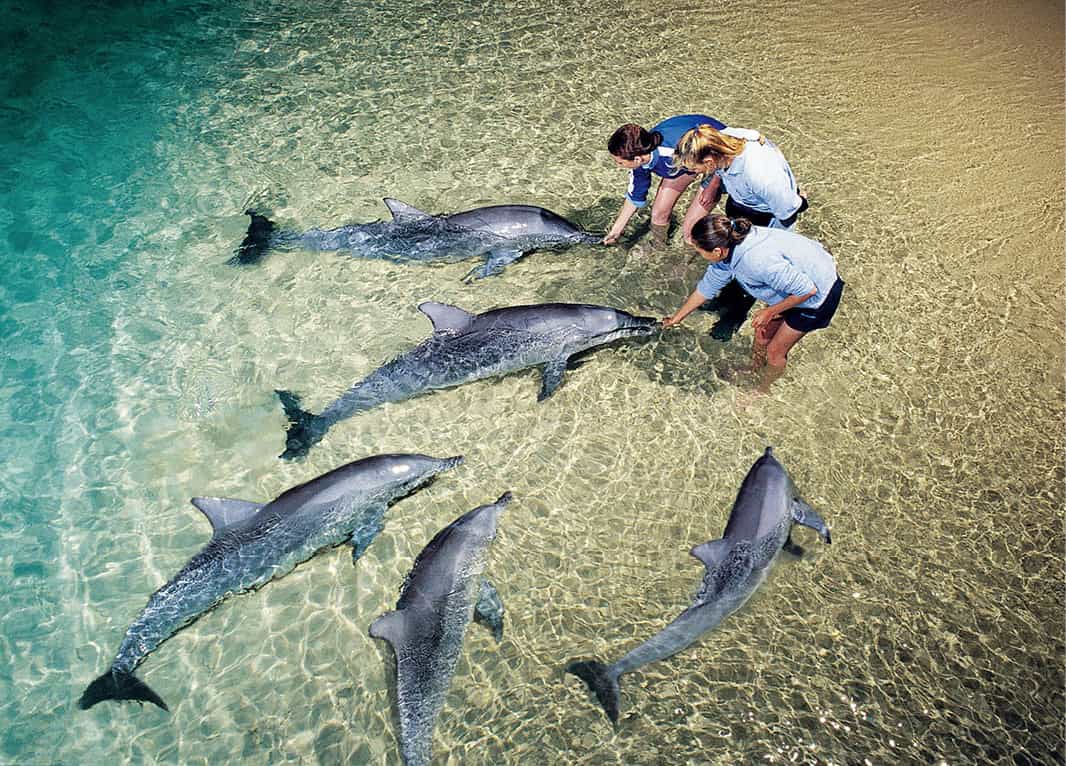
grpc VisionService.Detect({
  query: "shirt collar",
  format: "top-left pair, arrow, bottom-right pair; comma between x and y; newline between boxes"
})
642,149 -> 659,170
721,150 -> 747,177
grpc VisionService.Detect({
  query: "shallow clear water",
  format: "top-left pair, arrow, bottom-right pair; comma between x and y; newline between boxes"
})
1,0 -> 1062,764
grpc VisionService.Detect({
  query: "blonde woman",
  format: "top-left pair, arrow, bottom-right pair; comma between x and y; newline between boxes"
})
674,125 -> 808,239
663,215 -> 843,393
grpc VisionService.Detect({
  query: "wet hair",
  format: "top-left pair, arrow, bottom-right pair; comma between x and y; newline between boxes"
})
608,123 -> 663,160
674,125 -> 761,171
690,214 -> 752,252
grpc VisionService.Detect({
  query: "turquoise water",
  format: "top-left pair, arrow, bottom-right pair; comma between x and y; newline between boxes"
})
2,0 -> 1063,764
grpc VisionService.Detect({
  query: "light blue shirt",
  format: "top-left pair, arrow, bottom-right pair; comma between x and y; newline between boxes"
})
713,128 -> 803,223
696,226 -> 838,309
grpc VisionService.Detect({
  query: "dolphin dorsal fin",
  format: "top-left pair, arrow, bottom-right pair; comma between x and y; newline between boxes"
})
418,301 -> 474,333
190,497 -> 264,535
690,539 -> 731,570
383,198 -> 432,222
369,610 -> 410,649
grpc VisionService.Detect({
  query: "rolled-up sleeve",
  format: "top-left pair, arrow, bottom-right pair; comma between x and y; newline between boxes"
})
626,168 -> 652,207
697,264 -> 732,299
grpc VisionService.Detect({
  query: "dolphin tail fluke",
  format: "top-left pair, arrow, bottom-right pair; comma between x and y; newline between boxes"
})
276,389 -> 325,460
566,659 -> 621,724
79,670 -> 169,712
229,210 -> 277,265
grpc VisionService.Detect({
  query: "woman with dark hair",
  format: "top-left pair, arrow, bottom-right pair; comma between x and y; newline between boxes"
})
603,114 -> 725,244
663,215 -> 844,393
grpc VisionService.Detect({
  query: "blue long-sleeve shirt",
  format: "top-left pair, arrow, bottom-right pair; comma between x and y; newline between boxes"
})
696,226 -> 838,309
626,113 -> 726,207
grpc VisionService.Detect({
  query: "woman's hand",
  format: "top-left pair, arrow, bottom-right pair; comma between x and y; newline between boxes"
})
751,306 -> 778,332
696,183 -> 717,209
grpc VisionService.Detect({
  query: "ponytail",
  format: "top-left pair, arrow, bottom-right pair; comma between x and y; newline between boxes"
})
608,123 -> 664,160
674,125 -> 749,171
691,214 -> 752,252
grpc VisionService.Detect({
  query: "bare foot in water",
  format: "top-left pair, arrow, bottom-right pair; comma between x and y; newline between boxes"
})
735,386 -> 765,412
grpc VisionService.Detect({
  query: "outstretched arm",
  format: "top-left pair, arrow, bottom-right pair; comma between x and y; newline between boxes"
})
604,200 -> 639,244
663,289 -> 712,328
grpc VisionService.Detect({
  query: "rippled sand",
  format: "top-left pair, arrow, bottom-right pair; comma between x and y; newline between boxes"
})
1,0 -> 1062,764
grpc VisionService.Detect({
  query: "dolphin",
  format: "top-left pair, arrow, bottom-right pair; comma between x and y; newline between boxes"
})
230,198 -> 601,280
566,447 -> 831,724
276,301 -> 659,460
78,453 -> 463,713
370,492 -> 511,766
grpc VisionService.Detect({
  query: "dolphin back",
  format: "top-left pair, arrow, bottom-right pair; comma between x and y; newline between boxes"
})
371,494 -> 510,764
447,205 -> 595,241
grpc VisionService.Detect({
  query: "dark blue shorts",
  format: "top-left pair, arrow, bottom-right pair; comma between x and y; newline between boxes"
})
783,277 -> 844,333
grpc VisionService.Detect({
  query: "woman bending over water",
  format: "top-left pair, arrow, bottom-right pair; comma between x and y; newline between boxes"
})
603,114 -> 725,245
663,215 -> 843,393
674,124 -> 808,234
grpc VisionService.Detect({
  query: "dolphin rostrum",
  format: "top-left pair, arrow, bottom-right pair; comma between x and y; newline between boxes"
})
79,453 -> 463,713
566,447 -> 831,724
370,492 -> 511,766
231,198 -> 600,280
277,301 -> 659,460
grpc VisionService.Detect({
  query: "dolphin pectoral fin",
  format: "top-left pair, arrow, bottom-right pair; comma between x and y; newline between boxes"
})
350,516 -> 386,564
190,497 -> 264,536
474,579 -> 505,643
792,499 -> 832,544
782,532 -> 805,558
538,360 -> 568,401
690,539 -> 731,570
463,246 -> 525,282
383,198 -> 433,222
566,660 -> 621,725
369,610 -> 411,649
418,301 -> 475,333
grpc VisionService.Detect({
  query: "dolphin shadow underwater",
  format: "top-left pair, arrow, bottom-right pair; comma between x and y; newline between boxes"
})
276,301 -> 660,460
566,448 -> 831,724
78,453 -> 462,713
230,198 -> 601,281
370,493 -> 510,766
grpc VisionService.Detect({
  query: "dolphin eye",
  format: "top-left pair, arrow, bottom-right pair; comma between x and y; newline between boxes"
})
390,463 -> 411,475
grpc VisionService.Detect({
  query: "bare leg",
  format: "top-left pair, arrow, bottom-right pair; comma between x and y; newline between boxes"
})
751,315 -> 784,371
649,221 -> 669,244
651,174 -> 697,232
756,321 -> 807,393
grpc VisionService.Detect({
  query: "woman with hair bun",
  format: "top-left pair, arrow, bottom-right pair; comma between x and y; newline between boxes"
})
603,114 -> 725,244
663,214 -> 843,393
674,125 -> 808,233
